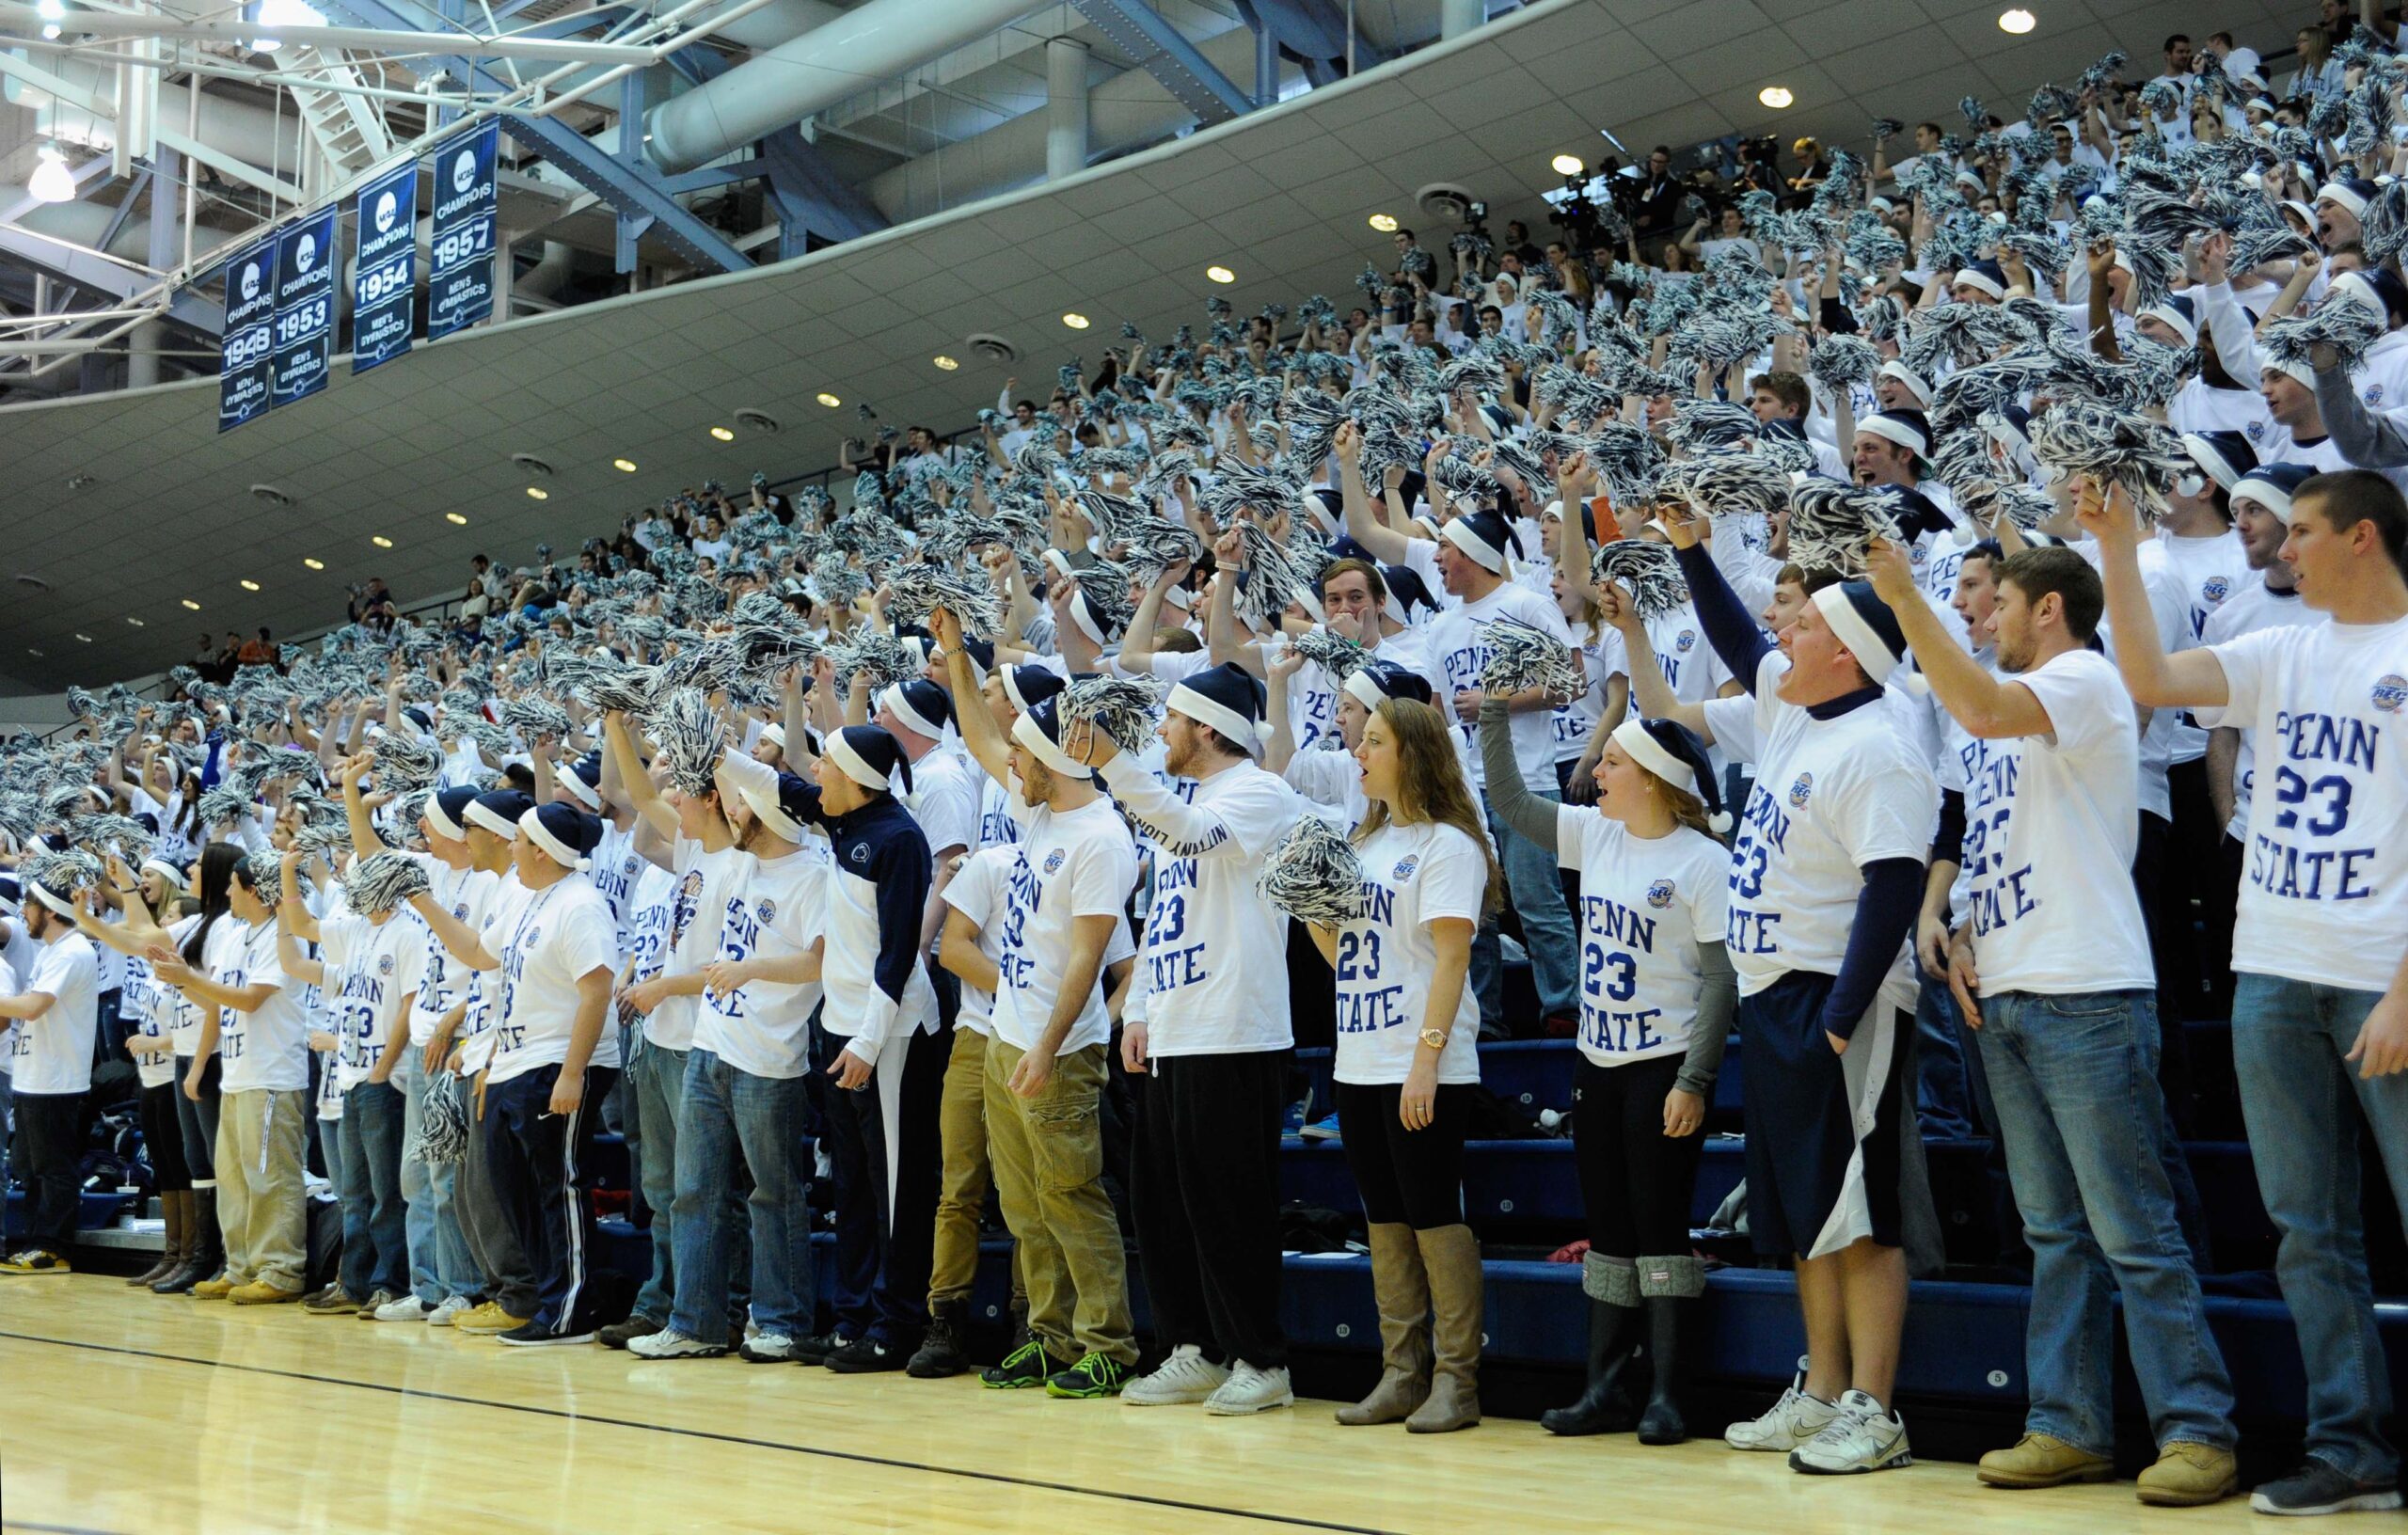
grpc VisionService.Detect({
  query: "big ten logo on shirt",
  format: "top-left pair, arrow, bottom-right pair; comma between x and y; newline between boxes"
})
1956,737 -> 2033,936
705,893 -> 770,1021
595,851 -> 641,922
2252,705 -> 2382,901
1577,886 -> 1666,1053
1724,777 -> 1795,957
1335,857 -> 1410,1034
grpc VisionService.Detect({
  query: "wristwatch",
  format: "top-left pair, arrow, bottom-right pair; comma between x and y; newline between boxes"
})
1418,1027 -> 1450,1052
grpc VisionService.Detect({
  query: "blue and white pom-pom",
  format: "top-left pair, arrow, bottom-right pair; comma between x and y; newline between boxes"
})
1786,481 -> 1903,578
1808,333 -> 1880,392
1591,539 -> 1692,620
644,688 -> 726,798
1662,451 -> 1791,522
371,731 -> 441,793
886,565 -> 1006,641
1480,618 -> 1585,698
1059,673 -> 1164,757
829,627 -> 913,694
2028,400 -> 2191,517
1293,626 -> 1372,682
1257,815 -> 1365,927
345,851 -> 431,916
408,1071 -> 471,1166
500,697 -> 573,742
2260,301 -> 2385,379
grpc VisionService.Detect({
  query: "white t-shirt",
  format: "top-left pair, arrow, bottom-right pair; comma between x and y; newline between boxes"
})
451,869 -> 518,1078
1334,821 -> 1485,1085
1553,625 -> 1623,765
320,912 -> 428,1090
1425,578 -> 1576,791
990,795 -> 1138,1057
407,860 -> 488,1028
2200,579 -> 2325,839
2197,614 -> 2408,992
906,750 -> 979,859
652,837 -> 741,1052
1557,811 -> 1729,1067
125,916 -> 199,1089
1284,739 -> 1369,827
1102,756 -> 1305,1056
693,847 -> 825,1080
591,820 -> 642,940
215,919 -> 309,1094
487,874 -> 620,1086
1957,649 -> 2157,995
2150,529 -> 2254,764
620,861 -> 677,985
1703,677 -> 1936,1006
6,933 -> 100,1095
942,847 -> 1015,1037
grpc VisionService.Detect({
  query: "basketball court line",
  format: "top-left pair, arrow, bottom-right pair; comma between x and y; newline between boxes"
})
0,1331 -> 1394,1535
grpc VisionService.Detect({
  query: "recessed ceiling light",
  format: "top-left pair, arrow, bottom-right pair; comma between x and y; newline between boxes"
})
1759,86 -> 1794,108
1061,312 -> 1090,329
126,617 -> 143,627
181,598 -> 200,610
372,536 -> 393,548
447,512 -> 469,524
612,458 -> 638,472
1550,153 -> 1584,176
1368,213 -> 1399,232
73,632 -> 91,642
240,579 -> 260,592
25,647 -> 40,657
304,558 -> 325,570
710,426 -> 736,441
525,487 -> 548,500
1998,8 -> 2036,32
816,392 -> 841,407
1206,265 -> 1236,284
932,355 -> 959,371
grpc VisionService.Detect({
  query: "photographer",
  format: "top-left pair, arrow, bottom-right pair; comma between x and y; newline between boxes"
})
1630,146 -> 1683,243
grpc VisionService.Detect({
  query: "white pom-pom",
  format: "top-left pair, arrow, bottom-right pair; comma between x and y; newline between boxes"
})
1257,815 -> 1365,927
1059,673 -> 1164,757
1480,618 -> 1585,698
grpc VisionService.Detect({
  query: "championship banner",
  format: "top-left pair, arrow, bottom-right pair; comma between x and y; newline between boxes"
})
427,119 -> 499,340
216,236 -> 278,433
351,158 -> 418,374
270,204 -> 339,408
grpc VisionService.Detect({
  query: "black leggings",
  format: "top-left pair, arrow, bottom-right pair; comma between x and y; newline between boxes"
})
1335,1081 -> 1473,1230
140,1081 -> 193,1193
1572,1054 -> 1702,1260
173,1053 -> 221,1186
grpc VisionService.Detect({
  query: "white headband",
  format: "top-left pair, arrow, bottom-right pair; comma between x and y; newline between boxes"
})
516,808 -> 589,872
1608,718 -> 1696,793
1342,669 -> 1393,712
1877,359 -> 1933,404
423,794 -> 468,842
1812,585 -> 1904,685
29,881 -> 78,918
560,768 -> 601,810
1440,515 -> 1511,574
1858,415 -> 1927,458
1009,711 -> 1092,780
737,780 -> 806,844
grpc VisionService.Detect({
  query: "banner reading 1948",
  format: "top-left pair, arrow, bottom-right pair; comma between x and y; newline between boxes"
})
216,236 -> 278,433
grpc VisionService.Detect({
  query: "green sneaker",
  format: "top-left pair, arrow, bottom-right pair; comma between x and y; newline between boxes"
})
1043,1352 -> 1133,1400
980,1340 -> 1069,1389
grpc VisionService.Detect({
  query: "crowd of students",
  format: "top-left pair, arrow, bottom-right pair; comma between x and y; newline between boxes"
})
5,9 -> 2408,1515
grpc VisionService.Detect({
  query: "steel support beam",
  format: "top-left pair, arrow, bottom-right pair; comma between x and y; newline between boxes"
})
1234,0 -> 1391,81
762,125 -> 887,261
1068,0 -> 1252,127
0,227 -> 223,335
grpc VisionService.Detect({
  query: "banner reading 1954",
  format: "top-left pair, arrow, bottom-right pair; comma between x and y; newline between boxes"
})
351,158 -> 419,375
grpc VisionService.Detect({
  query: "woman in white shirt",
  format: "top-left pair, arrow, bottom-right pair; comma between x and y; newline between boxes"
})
1308,697 -> 1499,1436
1480,704 -> 1736,1448
79,857 -> 198,1288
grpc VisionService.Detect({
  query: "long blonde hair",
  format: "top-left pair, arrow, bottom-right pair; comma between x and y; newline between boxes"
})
1356,699 -> 1503,917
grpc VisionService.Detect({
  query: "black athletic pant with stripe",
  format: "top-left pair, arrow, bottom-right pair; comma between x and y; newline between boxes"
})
482,1062 -> 619,1335
1132,1050 -> 1291,1370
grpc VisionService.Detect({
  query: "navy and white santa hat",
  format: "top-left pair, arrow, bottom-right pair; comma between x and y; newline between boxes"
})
397,704 -> 436,741
1981,404 -> 2034,452
738,768 -> 816,844
1877,358 -> 1934,405
2231,462 -> 2317,525
1812,580 -> 1911,686
1001,663 -> 1067,716
1440,508 -> 1523,574
2330,267 -> 2408,326
1882,484 -> 1956,541
2141,292 -> 2198,346
1954,259 -> 2008,300
1166,662 -> 1267,754
879,678 -> 953,741
1858,408 -> 1931,461
1380,563 -> 1438,625
2179,430 -> 2258,495
827,723 -> 912,795
1341,658 -> 1435,712
517,801 -> 603,871
1009,694 -> 1092,781
424,784 -> 482,842
1303,486 -> 1344,535
1609,716 -> 1729,831
2317,175 -> 2380,220
464,787 -> 535,840
560,751 -> 604,810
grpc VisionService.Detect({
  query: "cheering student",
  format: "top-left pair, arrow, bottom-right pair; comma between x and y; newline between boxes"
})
1866,538 -> 2239,1506
1063,662 -> 1309,1416
0,866 -> 103,1274
276,849 -> 427,1318
146,844 -> 240,1293
935,606 -> 1142,1400
1479,687 -> 1735,1446
1658,511 -> 1936,1477
149,853 -> 312,1305
2084,470 -> 2408,1518
82,858 -> 198,1288
1312,696 -> 1497,1434
630,751 -> 827,1363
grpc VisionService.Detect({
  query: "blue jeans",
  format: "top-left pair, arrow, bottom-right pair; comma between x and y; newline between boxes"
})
1913,973 -> 1977,1139
626,1038 -> 688,1324
399,1055 -> 478,1304
1978,989 -> 2235,1454
337,1081 -> 409,1299
1473,785 -> 1578,1024
2232,973 -> 2408,1483
668,1049 -> 814,1340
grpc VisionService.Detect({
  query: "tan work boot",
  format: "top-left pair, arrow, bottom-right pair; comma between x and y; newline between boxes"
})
192,1274 -> 238,1300
1977,1432 -> 2115,1488
1405,1224 -> 1482,1434
230,1281 -> 304,1306
1336,1223 -> 1431,1426
2137,1441 -> 2238,1506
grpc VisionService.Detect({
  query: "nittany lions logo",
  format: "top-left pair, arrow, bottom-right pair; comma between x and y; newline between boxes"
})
452,150 -> 477,195
2204,577 -> 2231,605
2374,674 -> 2408,715
1646,878 -> 1676,910
1392,855 -> 1419,881
1044,848 -> 1067,875
1788,772 -> 1814,808
239,262 -> 261,302
377,954 -> 396,976
1675,630 -> 1697,653
754,898 -> 776,924
848,843 -> 869,864
373,191 -> 397,234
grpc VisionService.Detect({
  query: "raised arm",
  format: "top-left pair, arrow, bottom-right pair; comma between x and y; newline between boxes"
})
1477,699 -> 1564,854
934,608 -> 1013,786
2075,484 -> 2232,708
1602,584 -> 1713,739
603,709 -> 678,838
1335,424 -> 1412,565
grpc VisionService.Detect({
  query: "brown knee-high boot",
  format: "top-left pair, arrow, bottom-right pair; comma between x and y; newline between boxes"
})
131,1192 -> 189,1287
1405,1224 -> 1482,1433
1336,1223 -> 1432,1425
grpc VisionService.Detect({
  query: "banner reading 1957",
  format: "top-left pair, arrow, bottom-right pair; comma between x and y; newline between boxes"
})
216,236 -> 278,433
427,119 -> 499,341
270,204 -> 339,408
351,158 -> 418,375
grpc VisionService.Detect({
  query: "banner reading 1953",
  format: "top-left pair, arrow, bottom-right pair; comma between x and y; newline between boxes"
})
270,204 -> 339,408
351,158 -> 418,375
427,119 -> 499,341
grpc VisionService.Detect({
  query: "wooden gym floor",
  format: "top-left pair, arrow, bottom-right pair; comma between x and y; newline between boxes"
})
0,1275 -> 2272,1535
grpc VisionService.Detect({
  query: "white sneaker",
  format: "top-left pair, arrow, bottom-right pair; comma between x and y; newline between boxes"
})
1205,1362 -> 1294,1416
628,1328 -> 728,1360
1725,1367 -> 1842,1451
1121,1344 -> 1230,1406
1789,1390 -> 1912,1475
425,1296 -> 473,1328
373,1294 -> 433,1321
